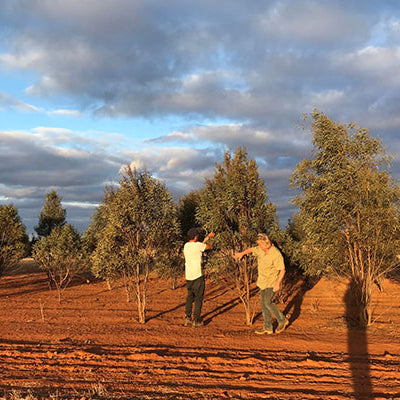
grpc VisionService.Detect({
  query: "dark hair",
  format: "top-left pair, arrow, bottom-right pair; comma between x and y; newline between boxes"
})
187,227 -> 200,240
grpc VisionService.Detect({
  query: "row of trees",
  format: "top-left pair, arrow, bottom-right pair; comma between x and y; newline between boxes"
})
1,111 -> 400,327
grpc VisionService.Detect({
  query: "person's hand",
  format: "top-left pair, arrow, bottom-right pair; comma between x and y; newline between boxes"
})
208,232 -> 215,238
273,283 -> 280,293
234,252 -> 242,261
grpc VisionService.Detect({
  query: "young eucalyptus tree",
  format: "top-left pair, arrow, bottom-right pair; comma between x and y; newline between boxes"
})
291,110 -> 400,327
35,190 -> 66,238
197,147 -> 280,325
32,224 -> 85,303
91,168 -> 181,323
0,204 -> 27,279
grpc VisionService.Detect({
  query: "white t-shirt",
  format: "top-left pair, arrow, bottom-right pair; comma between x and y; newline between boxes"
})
183,241 -> 206,280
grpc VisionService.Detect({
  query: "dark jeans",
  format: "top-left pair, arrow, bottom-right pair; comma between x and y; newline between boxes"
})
260,287 -> 286,330
185,276 -> 205,321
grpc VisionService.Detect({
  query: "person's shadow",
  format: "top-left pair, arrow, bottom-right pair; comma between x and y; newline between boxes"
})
282,274 -> 319,325
344,279 -> 374,399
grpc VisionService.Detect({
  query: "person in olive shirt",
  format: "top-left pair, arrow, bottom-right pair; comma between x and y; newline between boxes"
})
234,233 -> 288,335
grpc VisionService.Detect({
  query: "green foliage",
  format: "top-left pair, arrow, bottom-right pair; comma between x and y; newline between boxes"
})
283,214 -> 307,271
177,190 -> 202,239
32,224 -> 85,302
91,168 -> 181,322
82,186 -> 116,259
197,146 -> 281,324
198,147 -> 278,247
0,204 -> 28,278
35,190 -> 66,238
154,246 -> 184,289
290,110 -> 400,326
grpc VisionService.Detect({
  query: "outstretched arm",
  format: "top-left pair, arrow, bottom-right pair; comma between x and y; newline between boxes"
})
234,247 -> 254,260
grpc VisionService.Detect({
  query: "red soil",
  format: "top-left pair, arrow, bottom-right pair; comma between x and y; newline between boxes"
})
0,259 -> 399,399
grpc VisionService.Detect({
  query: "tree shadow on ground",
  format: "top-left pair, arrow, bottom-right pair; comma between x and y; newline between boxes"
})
147,301 -> 187,322
4,258 -> 41,276
146,279 -> 230,322
0,274 -> 50,298
0,269 -> 102,299
281,270 -> 320,326
344,279 -> 374,400
386,265 -> 400,284
202,286 -> 258,326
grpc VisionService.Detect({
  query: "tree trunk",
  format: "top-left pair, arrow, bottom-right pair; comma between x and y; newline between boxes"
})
122,271 -> 132,303
171,276 -> 177,290
360,278 -> 372,327
237,258 -> 255,326
135,264 -> 149,324
348,277 -> 372,328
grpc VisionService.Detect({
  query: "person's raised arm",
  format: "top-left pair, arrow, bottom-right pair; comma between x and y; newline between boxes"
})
203,231 -> 215,250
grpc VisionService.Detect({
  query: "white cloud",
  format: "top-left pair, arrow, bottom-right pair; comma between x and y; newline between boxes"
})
63,201 -> 99,209
49,109 -> 82,117
337,46 -> 400,86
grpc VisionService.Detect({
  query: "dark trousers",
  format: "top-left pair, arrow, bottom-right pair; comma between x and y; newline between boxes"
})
185,276 -> 205,321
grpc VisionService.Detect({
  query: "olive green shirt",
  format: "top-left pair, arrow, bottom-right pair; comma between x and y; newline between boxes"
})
253,245 -> 285,290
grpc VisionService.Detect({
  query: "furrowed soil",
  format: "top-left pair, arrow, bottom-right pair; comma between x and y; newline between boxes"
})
0,259 -> 399,400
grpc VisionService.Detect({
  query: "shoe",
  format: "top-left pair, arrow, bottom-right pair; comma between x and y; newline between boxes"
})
275,319 -> 289,334
192,320 -> 204,327
184,316 -> 192,327
255,328 -> 273,335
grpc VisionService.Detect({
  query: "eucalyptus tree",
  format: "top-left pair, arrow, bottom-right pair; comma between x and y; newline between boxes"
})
177,190 -> 202,238
290,110 -> 400,327
82,187 -> 116,288
0,204 -> 27,279
32,224 -> 85,303
197,147 -> 280,325
91,167 -> 181,323
35,190 -> 66,238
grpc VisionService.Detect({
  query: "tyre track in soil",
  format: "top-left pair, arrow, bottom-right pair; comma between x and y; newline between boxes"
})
0,341 -> 399,399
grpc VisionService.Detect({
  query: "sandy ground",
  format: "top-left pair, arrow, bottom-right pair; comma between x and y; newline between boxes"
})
0,259 -> 399,400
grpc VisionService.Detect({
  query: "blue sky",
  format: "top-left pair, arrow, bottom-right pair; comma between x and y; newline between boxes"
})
1,1 -> 400,235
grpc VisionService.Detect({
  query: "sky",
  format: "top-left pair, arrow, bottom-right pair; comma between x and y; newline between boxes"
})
1,1 -> 400,235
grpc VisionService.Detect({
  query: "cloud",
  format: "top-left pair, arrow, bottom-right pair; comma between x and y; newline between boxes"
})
0,91 -> 40,112
149,124 -> 311,166
1,0 -> 400,233
0,130 -> 122,187
122,146 -> 219,194
0,1 -> 384,121
0,129 -> 124,233
49,109 -> 82,117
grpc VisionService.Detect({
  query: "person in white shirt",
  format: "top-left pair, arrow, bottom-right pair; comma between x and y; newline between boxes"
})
183,228 -> 215,327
